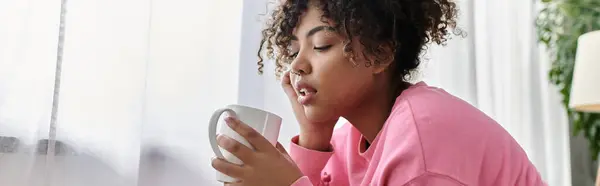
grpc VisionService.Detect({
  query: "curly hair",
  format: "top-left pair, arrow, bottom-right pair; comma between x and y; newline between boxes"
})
257,0 -> 460,85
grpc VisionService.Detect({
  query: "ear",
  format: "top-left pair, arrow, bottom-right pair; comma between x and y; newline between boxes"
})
371,42 -> 395,75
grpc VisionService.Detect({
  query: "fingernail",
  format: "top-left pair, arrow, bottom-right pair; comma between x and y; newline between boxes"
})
218,136 -> 230,147
225,117 -> 237,126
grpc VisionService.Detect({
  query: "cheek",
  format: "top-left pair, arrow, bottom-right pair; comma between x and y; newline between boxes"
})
328,74 -> 371,106
304,46 -> 373,121
306,74 -> 370,122
316,59 -> 372,113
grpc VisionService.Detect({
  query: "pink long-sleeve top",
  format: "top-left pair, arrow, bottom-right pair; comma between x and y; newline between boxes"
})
289,82 -> 547,186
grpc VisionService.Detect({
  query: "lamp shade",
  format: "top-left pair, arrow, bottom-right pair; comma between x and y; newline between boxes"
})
570,30 -> 600,113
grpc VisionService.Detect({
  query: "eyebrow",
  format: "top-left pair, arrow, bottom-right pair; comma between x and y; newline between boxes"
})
291,25 -> 335,40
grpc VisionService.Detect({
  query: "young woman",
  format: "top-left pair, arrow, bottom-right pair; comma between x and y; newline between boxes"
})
211,0 -> 547,185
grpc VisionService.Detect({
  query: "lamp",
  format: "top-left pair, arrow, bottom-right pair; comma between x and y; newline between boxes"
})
570,30 -> 600,113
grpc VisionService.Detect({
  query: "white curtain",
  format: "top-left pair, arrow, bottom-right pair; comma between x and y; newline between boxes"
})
0,0 -> 574,186
1,0 -> 243,185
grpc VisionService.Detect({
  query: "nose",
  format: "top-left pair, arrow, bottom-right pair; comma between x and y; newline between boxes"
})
290,52 -> 312,75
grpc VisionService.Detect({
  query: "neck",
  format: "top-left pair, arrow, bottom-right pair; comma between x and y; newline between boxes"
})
343,82 -> 405,143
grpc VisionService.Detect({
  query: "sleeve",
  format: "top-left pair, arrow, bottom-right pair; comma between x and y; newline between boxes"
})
402,173 -> 465,186
288,135 -> 334,186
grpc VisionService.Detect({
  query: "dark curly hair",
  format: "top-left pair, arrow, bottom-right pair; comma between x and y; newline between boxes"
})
257,0 -> 460,87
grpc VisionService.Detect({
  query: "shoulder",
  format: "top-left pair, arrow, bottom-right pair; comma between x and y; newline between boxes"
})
384,82 -> 535,184
397,82 -> 486,121
393,82 -> 505,139
388,82 -> 503,141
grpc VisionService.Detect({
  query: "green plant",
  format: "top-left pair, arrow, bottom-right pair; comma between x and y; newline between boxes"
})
536,0 -> 600,160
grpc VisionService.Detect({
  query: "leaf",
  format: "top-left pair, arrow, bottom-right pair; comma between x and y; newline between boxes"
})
594,124 -> 600,160
573,112 -> 583,136
536,0 -> 600,160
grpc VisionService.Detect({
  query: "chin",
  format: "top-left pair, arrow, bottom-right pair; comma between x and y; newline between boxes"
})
303,104 -> 339,124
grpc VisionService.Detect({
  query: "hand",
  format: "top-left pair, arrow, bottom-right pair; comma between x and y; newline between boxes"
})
211,116 -> 303,186
281,71 -> 336,151
281,70 -> 313,127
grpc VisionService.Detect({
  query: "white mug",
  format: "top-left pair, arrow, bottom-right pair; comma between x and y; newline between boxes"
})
208,104 -> 282,183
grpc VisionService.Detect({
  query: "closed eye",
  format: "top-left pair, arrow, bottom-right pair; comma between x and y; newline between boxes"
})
314,45 -> 332,51
288,45 -> 331,59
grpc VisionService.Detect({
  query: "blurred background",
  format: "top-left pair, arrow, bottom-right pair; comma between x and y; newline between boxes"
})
0,0 -> 598,185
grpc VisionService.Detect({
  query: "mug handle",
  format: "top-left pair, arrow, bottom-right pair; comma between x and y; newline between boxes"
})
208,108 -> 237,159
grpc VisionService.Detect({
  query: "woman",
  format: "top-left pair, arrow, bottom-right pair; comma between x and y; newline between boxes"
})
211,0 -> 547,185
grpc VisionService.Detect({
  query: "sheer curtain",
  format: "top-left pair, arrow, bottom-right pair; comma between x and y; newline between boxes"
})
1,0 -> 243,185
0,0 -> 573,186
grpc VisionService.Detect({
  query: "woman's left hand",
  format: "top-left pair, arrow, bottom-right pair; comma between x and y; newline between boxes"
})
211,116 -> 304,186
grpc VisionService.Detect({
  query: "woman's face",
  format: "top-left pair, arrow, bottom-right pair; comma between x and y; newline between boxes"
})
289,6 -> 384,123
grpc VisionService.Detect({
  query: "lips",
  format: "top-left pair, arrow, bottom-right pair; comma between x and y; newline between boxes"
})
294,82 -> 317,105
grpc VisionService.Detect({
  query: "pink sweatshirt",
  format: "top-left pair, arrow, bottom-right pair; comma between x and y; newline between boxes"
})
289,82 -> 547,186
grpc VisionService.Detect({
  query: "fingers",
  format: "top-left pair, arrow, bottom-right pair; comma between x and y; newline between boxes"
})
275,142 -> 289,155
281,70 -> 291,85
281,71 -> 297,98
275,142 -> 295,162
217,134 -> 255,164
211,157 -> 246,178
281,71 -> 305,116
225,117 -> 274,153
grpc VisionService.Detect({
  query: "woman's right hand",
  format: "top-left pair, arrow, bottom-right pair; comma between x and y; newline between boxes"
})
281,71 -> 337,151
